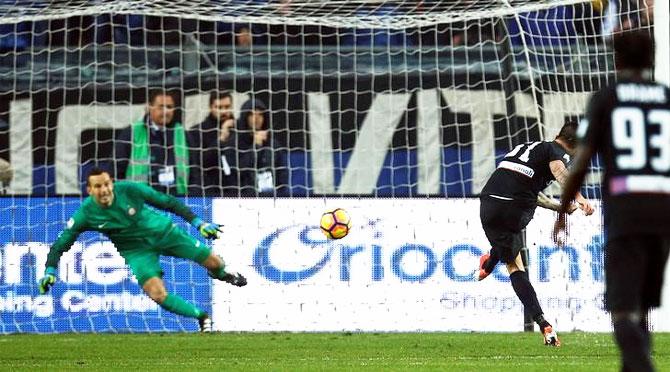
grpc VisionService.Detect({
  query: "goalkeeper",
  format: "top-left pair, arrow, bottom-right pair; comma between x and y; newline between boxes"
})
38,167 -> 246,332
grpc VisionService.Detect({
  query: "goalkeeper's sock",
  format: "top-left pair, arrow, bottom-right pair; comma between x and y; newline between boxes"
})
160,293 -> 206,319
510,271 -> 543,320
208,264 -> 229,281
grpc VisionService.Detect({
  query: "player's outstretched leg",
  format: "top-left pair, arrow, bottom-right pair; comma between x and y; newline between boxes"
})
142,277 -> 212,332
202,253 -> 247,287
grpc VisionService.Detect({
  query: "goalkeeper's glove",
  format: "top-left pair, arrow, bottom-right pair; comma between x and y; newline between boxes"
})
191,217 -> 223,239
38,267 -> 57,294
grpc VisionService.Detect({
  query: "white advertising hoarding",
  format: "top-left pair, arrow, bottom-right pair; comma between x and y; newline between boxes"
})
211,198 -> 611,332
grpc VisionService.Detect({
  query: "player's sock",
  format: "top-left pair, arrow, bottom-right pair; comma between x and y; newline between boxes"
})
483,249 -> 499,273
509,271 -> 543,319
160,293 -> 206,319
613,317 -> 653,371
533,314 -> 550,329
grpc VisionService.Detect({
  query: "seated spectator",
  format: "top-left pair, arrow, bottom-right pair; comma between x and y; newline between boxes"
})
188,91 -> 240,196
236,97 -> 288,196
115,89 -> 191,195
235,25 -> 254,47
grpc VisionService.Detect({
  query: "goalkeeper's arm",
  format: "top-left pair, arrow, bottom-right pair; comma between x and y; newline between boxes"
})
134,182 -> 222,239
40,218 -> 84,294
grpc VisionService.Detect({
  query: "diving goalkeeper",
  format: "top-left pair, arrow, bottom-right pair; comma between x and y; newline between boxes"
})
38,167 -> 246,332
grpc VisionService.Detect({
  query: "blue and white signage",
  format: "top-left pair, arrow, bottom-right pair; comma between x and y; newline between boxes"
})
212,198 -> 613,332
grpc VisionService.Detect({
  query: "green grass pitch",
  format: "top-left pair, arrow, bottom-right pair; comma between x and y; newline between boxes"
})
1,332 -> 669,371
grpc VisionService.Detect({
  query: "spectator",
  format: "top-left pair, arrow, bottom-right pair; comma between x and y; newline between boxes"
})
235,25 -> 254,47
236,97 -> 288,196
188,91 -> 240,196
115,89 -> 190,195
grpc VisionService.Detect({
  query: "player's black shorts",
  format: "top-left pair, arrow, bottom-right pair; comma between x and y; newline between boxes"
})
605,235 -> 670,312
479,195 -> 535,264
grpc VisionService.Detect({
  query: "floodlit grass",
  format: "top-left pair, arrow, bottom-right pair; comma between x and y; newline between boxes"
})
1,332 -> 669,371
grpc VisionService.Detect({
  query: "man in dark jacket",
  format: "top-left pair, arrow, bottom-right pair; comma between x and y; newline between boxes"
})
188,91 -> 240,196
115,89 -> 190,195
236,97 -> 288,196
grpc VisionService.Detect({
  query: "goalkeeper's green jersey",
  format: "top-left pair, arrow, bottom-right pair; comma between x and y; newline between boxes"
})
46,181 -> 197,268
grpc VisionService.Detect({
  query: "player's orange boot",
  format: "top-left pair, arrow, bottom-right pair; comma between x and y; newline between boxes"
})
542,325 -> 561,347
475,253 -> 492,281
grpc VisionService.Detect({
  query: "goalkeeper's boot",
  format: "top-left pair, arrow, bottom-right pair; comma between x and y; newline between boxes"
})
475,253 -> 492,281
198,314 -> 212,333
542,325 -> 561,347
222,272 -> 247,287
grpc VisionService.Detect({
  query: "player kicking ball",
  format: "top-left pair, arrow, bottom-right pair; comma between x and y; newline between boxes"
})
38,167 -> 246,332
477,121 -> 595,346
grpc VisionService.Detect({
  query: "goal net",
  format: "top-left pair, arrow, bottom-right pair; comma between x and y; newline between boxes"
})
0,0 -> 659,333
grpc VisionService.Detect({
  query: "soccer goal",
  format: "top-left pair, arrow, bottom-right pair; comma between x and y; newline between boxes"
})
0,0 -> 665,333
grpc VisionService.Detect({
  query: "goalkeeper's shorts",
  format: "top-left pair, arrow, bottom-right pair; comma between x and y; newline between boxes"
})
119,226 -> 212,285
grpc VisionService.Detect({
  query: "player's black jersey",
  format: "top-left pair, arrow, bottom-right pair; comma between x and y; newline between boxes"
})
581,79 -> 670,239
481,141 -> 570,206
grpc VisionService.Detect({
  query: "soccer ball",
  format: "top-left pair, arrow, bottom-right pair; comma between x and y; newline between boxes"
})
320,208 -> 352,239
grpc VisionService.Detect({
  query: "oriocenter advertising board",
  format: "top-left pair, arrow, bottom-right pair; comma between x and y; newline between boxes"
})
211,198 -> 611,332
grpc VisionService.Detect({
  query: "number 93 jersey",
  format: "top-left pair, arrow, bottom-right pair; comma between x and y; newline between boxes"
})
580,79 -> 670,238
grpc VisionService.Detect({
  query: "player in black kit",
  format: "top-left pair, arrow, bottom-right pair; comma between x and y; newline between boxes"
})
555,31 -> 670,371
477,120 -> 595,347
